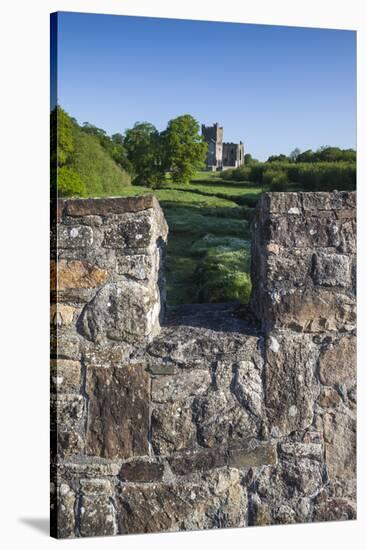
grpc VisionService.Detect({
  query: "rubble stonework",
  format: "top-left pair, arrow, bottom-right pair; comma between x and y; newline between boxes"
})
50,192 -> 356,538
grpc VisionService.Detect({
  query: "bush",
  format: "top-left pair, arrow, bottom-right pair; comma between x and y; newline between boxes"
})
57,167 -> 86,197
223,159 -> 356,192
263,169 -> 288,190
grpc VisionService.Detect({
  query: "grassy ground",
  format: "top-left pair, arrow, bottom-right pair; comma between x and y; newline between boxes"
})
105,170 -> 263,305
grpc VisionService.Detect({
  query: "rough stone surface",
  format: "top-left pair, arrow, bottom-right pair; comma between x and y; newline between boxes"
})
264,333 -> 319,437
85,365 -> 149,460
51,193 -> 356,538
51,260 -> 109,290
117,469 -> 247,534
318,334 -> 356,390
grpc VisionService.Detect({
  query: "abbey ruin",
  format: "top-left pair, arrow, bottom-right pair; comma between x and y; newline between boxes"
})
51,191 -> 356,538
202,123 -> 245,171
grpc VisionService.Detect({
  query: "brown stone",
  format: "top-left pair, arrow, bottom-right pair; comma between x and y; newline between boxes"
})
324,410 -> 356,480
65,195 -> 156,217
116,469 -> 247,534
85,365 -> 149,459
119,461 -> 164,482
319,335 -> 356,390
50,260 -> 108,290
168,447 -> 227,475
318,387 -> 341,408
228,442 -> 277,468
50,304 -> 75,327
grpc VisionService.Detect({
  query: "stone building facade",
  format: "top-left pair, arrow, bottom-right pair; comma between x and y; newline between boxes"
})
202,123 -> 244,171
50,191 -> 356,538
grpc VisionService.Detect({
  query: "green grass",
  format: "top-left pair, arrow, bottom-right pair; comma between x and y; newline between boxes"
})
77,175 -> 261,305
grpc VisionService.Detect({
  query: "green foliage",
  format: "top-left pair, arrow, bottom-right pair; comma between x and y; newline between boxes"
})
57,167 -> 87,197
51,106 -> 131,197
296,146 -> 356,163
163,115 -> 208,184
82,123 -> 132,173
69,128 -> 131,196
267,154 -> 289,163
51,106 -> 75,167
123,122 -> 164,186
263,169 -> 288,190
223,158 -> 356,192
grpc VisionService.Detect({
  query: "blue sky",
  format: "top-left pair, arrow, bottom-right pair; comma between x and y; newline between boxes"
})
54,12 -> 356,161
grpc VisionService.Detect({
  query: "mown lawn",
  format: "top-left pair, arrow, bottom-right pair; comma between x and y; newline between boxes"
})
106,172 -> 262,305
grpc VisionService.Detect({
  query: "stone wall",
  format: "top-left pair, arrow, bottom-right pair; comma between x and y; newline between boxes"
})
50,191 -> 356,538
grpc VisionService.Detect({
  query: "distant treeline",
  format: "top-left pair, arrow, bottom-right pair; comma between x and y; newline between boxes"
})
51,107 -> 207,197
221,147 -> 356,191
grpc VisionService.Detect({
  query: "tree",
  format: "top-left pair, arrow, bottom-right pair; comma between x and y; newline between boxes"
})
244,153 -> 259,165
267,154 -> 289,163
163,115 -> 208,184
289,148 -> 301,162
124,122 -> 164,186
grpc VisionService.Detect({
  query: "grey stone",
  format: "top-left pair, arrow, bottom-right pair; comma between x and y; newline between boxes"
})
58,225 -> 93,249
264,333 -> 318,436
313,252 -> 351,287
78,281 -> 161,344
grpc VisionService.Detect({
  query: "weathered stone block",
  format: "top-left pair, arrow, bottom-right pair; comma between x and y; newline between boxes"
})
119,460 -> 164,482
51,260 -> 109,290
102,211 -> 152,249
278,442 -> 323,461
116,253 -> 153,280
65,194 -> 157,217
313,252 -> 351,287
50,334 -> 80,360
58,225 -> 93,249
319,335 -> 356,390
323,410 -> 356,480
77,280 -> 161,344
151,401 -> 196,455
313,496 -> 356,522
54,431 -> 84,460
51,393 -> 85,431
50,304 -> 75,327
85,365 -> 149,459
264,333 -> 318,437
228,442 -> 277,468
117,469 -> 247,534
151,369 -> 211,403
79,494 -> 117,537
168,447 -> 227,475
50,359 -> 81,393
54,482 -> 76,538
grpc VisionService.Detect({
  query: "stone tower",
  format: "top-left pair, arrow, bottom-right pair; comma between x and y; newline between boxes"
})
201,123 -> 223,170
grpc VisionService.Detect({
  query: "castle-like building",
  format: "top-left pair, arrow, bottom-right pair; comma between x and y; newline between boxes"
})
201,123 -> 244,171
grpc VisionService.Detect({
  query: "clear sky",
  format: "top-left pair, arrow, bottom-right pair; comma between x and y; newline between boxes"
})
54,12 -> 356,161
